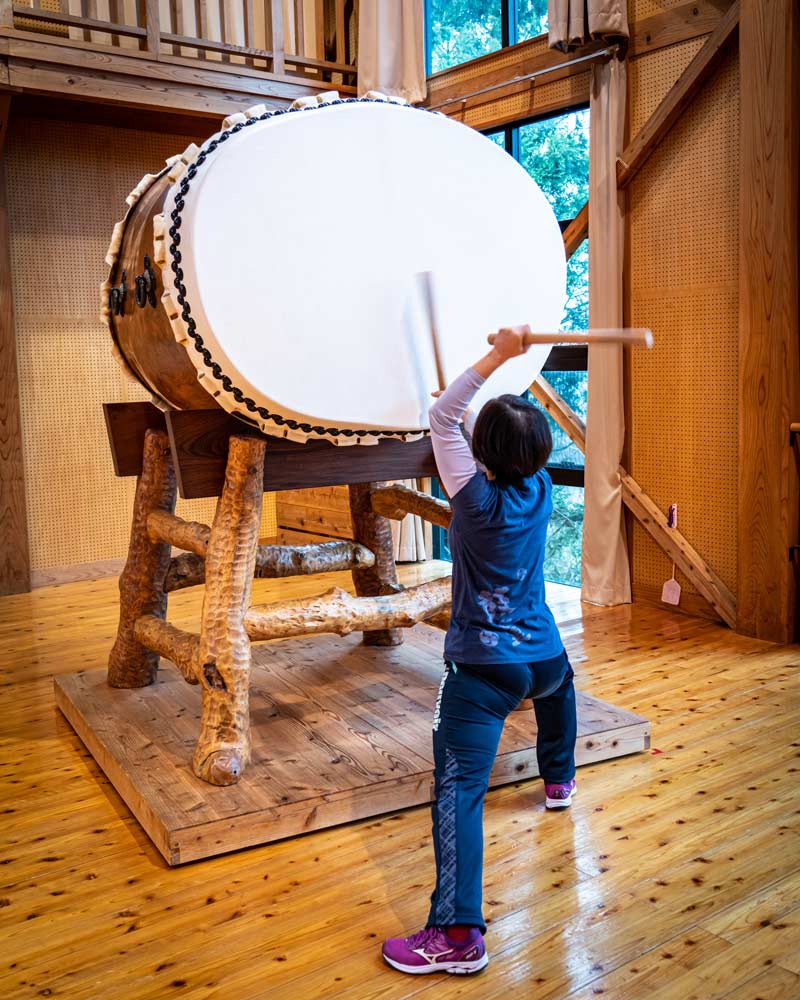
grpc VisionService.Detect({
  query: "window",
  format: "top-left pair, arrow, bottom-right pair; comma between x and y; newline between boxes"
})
516,0 -> 549,43
426,0 -> 504,74
431,107 -> 589,588
425,0 -> 549,74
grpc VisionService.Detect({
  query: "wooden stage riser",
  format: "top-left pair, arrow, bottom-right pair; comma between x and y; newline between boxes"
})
55,681 -> 649,865
55,628 -> 650,865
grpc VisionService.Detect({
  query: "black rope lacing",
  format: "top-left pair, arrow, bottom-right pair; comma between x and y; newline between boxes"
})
167,97 -> 437,441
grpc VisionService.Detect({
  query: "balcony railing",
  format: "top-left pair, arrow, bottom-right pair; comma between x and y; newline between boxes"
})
4,0 -> 357,85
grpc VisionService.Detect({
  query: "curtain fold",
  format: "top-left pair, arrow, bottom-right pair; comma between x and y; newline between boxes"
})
548,0 -> 629,53
357,0 -> 426,103
390,480 -> 430,563
581,57 -> 631,606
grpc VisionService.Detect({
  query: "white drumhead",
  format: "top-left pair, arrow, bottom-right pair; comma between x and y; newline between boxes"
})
172,100 -> 565,440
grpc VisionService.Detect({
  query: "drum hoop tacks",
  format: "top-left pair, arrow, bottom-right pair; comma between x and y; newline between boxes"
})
162,96 -> 442,445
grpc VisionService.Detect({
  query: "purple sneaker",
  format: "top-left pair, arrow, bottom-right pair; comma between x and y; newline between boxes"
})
545,778 -> 577,809
382,926 -> 488,975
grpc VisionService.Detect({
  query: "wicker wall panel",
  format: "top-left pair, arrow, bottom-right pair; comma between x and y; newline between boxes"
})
5,118 -> 277,574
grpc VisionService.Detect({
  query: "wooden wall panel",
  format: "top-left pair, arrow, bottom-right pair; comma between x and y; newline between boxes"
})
4,116 -> 277,580
627,39 -> 740,609
0,94 -> 30,595
276,485 -> 352,543
736,0 -> 799,642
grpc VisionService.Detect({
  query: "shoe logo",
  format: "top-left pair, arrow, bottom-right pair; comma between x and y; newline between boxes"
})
411,946 -> 454,965
463,947 -> 479,960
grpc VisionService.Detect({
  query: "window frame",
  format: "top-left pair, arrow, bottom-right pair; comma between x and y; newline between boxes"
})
483,108 -> 589,490
425,0 -> 524,76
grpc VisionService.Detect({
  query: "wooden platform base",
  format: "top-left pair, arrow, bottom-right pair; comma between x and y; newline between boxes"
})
54,626 -> 650,865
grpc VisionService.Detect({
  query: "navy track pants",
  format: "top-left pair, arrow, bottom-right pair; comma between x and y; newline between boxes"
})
427,650 -> 576,932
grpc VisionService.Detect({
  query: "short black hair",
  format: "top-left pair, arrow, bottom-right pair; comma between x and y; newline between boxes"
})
471,394 -> 552,489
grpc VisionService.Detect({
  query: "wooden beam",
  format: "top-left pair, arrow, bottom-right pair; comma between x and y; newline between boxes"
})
620,474 -> 736,628
0,32 -> 353,119
563,201 -> 588,259
1,0 -> 14,27
11,5 -> 147,39
164,410 -> 437,499
530,374 -> 587,452
0,92 -> 30,596
531,374 -> 736,627
617,1 -> 740,189
737,0 -> 800,642
426,1 -> 736,121
628,0 -> 737,59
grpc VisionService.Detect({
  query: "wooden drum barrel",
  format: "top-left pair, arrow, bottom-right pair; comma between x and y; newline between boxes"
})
102,94 -> 567,445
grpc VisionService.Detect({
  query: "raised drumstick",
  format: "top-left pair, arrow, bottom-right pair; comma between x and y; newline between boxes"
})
417,270 -> 447,391
487,328 -> 654,348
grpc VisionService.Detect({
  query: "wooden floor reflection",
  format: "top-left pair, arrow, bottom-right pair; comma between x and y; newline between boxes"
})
0,566 -> 798,999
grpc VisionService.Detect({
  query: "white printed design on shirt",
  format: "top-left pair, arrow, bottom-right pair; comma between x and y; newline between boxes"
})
477,585 -> 532,647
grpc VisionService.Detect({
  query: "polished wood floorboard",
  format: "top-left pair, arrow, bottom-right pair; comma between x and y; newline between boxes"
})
0,567 -> 798,999
54,632 -> 647,864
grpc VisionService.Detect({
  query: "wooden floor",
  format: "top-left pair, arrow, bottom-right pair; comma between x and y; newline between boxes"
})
54,630 -> 648,865
1,565 -> 799,999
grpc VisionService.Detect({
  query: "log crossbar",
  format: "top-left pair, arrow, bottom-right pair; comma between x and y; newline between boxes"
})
133,615 -> 200,683
244,578 -> 452,642
147,510 -> 376,587
370,484 -> 453,529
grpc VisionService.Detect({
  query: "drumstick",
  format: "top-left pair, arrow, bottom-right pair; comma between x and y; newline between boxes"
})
487,328 -> 654,348
416,270 -> 447,391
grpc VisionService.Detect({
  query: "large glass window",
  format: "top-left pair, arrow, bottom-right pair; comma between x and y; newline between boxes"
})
425,0 -> 550,74
516,0 -> 549,43
431,108 -> 590,587
427,0 -> 504,73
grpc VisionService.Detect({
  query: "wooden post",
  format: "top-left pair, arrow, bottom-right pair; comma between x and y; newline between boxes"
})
267,0 -> 284,73
194,435 -> 265,785
348,482 -> 403,646
145,0 -> 160,54
108,429 -> 178,687
737,0 -> 800,642
0,94 -> 31,597
0,0 -> 13,27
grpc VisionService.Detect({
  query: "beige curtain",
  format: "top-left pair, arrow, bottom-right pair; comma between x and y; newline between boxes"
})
357,0 -> 426,103
390,480 -> 431,562
548,0 -> 629,53
581,57 -> 631,606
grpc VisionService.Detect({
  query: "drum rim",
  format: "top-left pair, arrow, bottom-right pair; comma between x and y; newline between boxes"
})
163,96 -> 438,445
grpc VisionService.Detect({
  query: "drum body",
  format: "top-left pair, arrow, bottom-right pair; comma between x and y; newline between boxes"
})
103,96 -> 567,444
105,162 -> 215,412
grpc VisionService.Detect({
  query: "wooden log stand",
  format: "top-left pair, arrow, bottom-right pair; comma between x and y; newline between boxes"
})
54,402 -> 651,863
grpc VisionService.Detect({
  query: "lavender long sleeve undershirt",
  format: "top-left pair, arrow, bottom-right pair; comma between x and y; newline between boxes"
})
428,367 -> 486,498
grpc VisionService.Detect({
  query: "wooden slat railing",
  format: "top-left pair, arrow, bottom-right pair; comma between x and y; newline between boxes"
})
5,0 -> 357,83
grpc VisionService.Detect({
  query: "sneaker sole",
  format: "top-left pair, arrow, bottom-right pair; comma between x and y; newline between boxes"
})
545,788 -> 576,809
382,953 -> 489,975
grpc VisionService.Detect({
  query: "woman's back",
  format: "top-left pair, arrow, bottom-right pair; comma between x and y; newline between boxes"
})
446,468 -> 562,664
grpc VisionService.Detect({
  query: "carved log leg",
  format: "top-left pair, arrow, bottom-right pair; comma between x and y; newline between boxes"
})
193,435 -> 266,785
348,482 -> 403,646
108,429 -> 177,688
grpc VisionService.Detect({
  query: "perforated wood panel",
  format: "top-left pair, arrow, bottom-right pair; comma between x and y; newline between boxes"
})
427,33 -> 590,130
627,43 -> 739,599
460,71 -> 590,130
630,0 -> 688,22
428,35 -> 551,94
5,118 -> 277,574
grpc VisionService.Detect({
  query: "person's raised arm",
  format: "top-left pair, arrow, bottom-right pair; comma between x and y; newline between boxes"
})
428,327 -> 530,497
